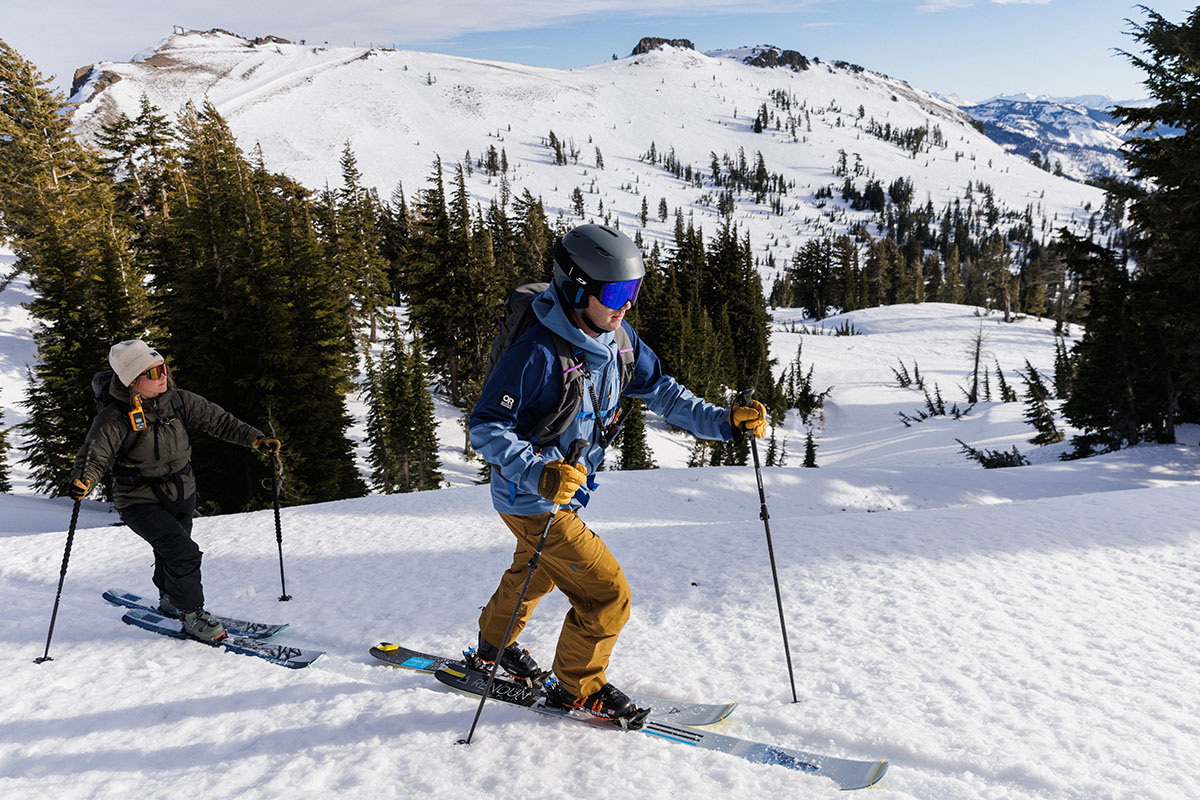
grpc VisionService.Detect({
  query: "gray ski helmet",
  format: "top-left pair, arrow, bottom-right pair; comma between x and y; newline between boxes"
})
553,224 -> 645,310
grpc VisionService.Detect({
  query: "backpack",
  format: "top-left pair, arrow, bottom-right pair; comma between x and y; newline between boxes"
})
91,369 -> 188,479
480,283 -> 637,445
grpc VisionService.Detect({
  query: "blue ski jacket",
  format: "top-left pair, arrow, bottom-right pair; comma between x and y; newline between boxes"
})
470,286 -> 734,515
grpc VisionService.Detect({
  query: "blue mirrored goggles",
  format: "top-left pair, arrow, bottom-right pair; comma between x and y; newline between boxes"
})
597,277 -> 642,309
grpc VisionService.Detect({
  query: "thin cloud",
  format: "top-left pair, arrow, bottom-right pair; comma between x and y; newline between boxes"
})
918,0 -> 1049,10
916,0 -> 974,11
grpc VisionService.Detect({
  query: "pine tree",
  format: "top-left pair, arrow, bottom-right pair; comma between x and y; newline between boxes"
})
803,430 -> 818,467
994,360 -> 1019,403
706,221 -> 773,408
1020,360 -> 1063,445
943,244 -> 964,305
1059,232 -> 1140,451
1,39 -> 151,494
618,399 -> 656,470
402,335 -> 443,490
158,100 -> 363,511
0,406 -> 11,492
1105,7 -> 1200,442
1052,337 -> 1074,400
379,182 -> 411,304
334,142 -> 390,342
362,350 -> 399,492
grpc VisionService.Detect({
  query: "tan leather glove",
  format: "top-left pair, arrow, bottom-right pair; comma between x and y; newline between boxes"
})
67,477 -> 91,500
538,459 -> 589,505
253,438 -> 282,455
729,400 -> 768,439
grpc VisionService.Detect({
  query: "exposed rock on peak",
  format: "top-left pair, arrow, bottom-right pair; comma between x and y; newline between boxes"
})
631,37 -> 696,56
742,46 -> 811,72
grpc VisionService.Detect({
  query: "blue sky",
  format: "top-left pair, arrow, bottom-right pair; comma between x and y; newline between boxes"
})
3,0 -> 1169,103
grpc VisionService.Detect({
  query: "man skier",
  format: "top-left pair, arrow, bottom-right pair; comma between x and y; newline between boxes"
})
468,224 -> 767,723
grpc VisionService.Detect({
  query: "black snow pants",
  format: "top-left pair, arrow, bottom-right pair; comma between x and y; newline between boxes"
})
119,492 -> 203,612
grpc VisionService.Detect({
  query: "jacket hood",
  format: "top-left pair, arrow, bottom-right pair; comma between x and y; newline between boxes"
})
531,286 -> 614,363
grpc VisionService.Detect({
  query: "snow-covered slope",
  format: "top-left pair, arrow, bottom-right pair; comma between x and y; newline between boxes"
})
4,236 -> 1200,797
2,414 -> 1198,799
69,30 -> 1106,280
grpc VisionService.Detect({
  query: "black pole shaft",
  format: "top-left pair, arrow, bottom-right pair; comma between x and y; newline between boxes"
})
458,438 -> 588,746
271,452 -> 290,602
739,389 -> 799,703
749,432 -> 799,703
35,496 -> 84,664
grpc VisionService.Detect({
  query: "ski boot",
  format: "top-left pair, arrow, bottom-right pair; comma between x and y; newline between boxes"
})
466,634 -> 546,687
157,593 -> 182,619
543,681 -> 649,729
180,608 -> 226,642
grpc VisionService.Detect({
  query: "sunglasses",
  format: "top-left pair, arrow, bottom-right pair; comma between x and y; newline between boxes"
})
141,364 -> 167,380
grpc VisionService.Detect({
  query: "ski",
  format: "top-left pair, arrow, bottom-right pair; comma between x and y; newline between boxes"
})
437,663 -> 887,791
371,642 -> 736,727
121,609 -> 321,669
103,589 -> 288,639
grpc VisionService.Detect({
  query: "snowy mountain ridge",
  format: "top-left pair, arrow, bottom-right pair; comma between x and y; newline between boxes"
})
68,28 -> 1107,280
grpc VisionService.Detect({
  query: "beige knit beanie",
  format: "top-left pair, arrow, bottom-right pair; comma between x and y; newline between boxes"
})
109,340 -> 164,386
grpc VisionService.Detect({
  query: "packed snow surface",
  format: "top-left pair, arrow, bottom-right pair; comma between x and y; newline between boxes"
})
2,251 -> 1197,797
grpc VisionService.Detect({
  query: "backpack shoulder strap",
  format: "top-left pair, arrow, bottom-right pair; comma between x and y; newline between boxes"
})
526,332 -> 586,445
614,324 -> 636,394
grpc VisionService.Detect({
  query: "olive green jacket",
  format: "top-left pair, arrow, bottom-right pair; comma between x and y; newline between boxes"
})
75,377 -> 264,509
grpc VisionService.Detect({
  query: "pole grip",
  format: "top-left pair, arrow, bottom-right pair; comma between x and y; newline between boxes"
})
563,438 -> 588,466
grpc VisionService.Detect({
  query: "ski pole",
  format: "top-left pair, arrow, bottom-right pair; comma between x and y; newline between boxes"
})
738,388 -> 799,703
457,437 -> 588,746
270,450 -> 291,602
36,447 -> 90,664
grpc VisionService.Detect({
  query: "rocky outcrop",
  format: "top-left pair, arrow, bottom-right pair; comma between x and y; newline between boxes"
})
71,65 -> 96,97
70,65 -> 121,100
743,47 -> 809,72
630,37 -> 695,56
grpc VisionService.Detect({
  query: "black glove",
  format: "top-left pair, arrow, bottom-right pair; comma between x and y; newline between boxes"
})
253,438 -> 282,455
67,477 -> 91,501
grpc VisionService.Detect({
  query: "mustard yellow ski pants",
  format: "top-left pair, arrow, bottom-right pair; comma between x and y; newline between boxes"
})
478,509 -> 631,698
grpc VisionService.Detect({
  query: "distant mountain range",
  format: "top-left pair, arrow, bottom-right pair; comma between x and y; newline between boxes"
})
952,94 -> 1170,184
